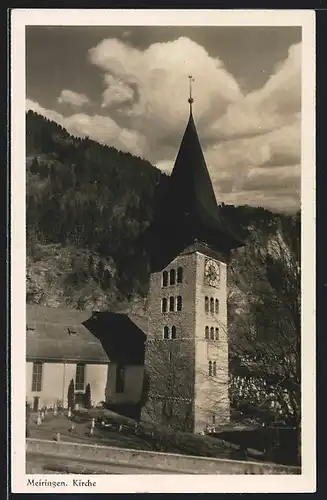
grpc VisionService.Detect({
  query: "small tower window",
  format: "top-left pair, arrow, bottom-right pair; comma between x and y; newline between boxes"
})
215,299 -> 219,314
176,295 -> 182,311
205,326 -> 209,339
162,271 -> 168,287
210,327 -> 214,340
209,361 -> 212,377
215,327 -> 219,340
170,269 -> 176,286
205,296 -> 209,313
171,325 -> 177,339
177,267 -> 183,283
210,298 -> 214,313
162,298 -> 167,313
213,361 -> 217,376
212,414 -> 216,425
163,326 -> 169,339
169,296 -> 175,312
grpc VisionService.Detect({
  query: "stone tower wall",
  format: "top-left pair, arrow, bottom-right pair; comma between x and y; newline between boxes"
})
193,251 -> 230,433
142,248 -> 230,433
142,252 -> 197,430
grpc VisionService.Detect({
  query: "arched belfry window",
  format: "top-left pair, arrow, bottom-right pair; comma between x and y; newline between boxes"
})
215,327 -> 219,340
213,361 -> 217,376
205,296 -> 209,313
176,296 -> 182,311
205,326 -> 209,339
210,298 -> 214,313
171,326 -> 176,339
170,269 -> 176,286
163,326 -> 169,339
210,327 -> 214,340
162,271 -> 168,287
215,299 -> 219,314
162,298 -> 167,313
209,361 -> 213,377
169,296 -> 175,312
177,267 -> 183,283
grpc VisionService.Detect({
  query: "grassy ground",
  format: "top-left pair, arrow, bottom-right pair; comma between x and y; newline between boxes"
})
27,409 -> 264,461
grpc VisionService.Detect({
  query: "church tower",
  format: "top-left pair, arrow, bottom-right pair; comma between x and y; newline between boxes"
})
141,79 -> 244,433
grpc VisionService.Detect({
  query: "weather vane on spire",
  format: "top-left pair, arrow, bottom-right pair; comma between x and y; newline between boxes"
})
188,75 -> 195,112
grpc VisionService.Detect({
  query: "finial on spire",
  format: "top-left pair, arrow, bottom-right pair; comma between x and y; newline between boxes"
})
188,75 -> 194,113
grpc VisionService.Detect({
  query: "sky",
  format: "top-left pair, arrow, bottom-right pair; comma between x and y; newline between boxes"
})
26,26 -> 302,213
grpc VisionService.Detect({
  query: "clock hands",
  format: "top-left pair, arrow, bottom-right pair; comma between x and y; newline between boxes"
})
204,261 -> 220,287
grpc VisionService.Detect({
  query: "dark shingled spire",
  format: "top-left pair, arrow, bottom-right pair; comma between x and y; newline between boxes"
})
169,112 -> 227,234
144,98 -> 244,272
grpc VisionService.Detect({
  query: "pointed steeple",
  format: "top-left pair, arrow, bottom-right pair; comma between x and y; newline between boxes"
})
144,84 -> 244,271
169,110 -> 225,233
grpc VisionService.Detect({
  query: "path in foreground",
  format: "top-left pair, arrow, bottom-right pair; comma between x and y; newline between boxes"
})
26,452 -> 176,474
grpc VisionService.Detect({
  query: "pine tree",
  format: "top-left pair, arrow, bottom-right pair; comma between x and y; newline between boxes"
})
67,379 -> 75,410
84,383 -> 92,409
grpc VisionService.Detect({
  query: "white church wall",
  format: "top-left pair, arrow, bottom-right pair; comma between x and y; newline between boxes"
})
105,364 -> 144,404
83,364 -> 108,406
26,361 -> 109,409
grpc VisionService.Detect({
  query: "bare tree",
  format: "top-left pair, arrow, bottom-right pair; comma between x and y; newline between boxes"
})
141,215 -> 301,463
142,339 -> 195,431
142,337 -> 231,433
228,214 -> 301,462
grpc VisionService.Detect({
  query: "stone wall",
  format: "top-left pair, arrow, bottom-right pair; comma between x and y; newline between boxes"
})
26,438 -> 301,475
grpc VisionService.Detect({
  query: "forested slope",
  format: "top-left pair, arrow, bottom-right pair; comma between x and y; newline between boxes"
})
26,110 -> 299,315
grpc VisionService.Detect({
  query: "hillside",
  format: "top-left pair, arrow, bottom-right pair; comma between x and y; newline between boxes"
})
26,111 -> 299,313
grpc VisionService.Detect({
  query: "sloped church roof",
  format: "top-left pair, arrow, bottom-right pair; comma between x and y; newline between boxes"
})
26,305 -> 146,364
145,102 -> 244,271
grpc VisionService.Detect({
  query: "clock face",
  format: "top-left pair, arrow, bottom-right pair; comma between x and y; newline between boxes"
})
204,259 -> 220,288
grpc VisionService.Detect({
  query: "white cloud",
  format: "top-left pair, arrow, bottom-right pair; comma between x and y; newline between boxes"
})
57,89 -> 90,108
27,38 -> 302,213
101,74 -> 134,107
26,98 -> 64,124
26,99 -> 146,157
208,116 -> 300,179
89,36 -> 242,158
210,43 -> 301,140
206,116 -> 300,201
64,113 -> 146,156
156,159 -> 174,174
222,188 -> 300,214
